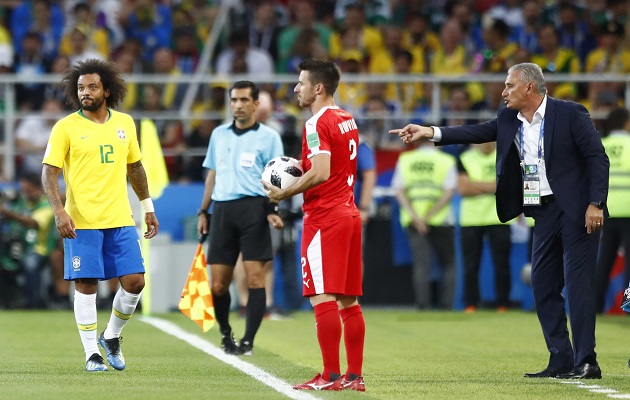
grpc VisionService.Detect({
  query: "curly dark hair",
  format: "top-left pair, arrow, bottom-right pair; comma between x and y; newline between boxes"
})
62,58 -> 127,110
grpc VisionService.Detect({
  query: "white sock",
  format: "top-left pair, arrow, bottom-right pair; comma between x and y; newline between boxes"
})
74,291 -> 99,361
104,287 -> 141,339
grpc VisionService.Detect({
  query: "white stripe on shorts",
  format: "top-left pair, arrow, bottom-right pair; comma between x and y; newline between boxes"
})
306,229 -> 324,294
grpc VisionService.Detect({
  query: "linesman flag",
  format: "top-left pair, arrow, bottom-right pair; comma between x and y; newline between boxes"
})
178,234 -> 215,332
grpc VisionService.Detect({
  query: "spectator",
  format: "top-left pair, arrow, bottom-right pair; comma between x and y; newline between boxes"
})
247,0 -> 284,64
277,0 -> 332,72
359,94 -> 404,150
445,0 -> 485,57
284,28 -> 327,74
334,0 -> 391,26
509,0 -> 544,54
66,26 -> 105,66
330,3 -> 383,59
43,55 -> 72,109
15,99 -> 64,176
150,47 -> 186,111
215,31 -> 274,75
13,31 -> 52,110
119,1 -> 172,62
335,49 -> 367,117
369,25 -> 426,74
402,12 -> 440,59
595,107 -> 630,313
11,0 -> 64,60
172,26 -> 199,74
555,3 -> 597,64
59,2 -> 110,59
181,118 -> 216,183
531,24 -> 580,100
474,17 -> 520,74
431,18 -> 484,108
112,49 -> 139,112
393,138 -> 458,310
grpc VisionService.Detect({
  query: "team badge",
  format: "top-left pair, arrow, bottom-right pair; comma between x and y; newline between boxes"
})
72,256 -> 81,271
118,129 -> 126,140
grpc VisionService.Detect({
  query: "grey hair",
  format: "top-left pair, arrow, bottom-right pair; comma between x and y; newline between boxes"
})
508,63 -> 547,96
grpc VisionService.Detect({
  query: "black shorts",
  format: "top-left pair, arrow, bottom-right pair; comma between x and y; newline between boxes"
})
207,196 -> 272,265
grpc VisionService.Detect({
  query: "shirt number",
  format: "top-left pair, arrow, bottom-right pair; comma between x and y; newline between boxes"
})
100,144 -> 114,164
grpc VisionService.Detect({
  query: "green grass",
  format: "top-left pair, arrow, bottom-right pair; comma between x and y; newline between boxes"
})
1,309 -> 630,399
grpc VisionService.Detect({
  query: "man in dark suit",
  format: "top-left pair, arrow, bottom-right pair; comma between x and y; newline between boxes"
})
390,63 -> 609,379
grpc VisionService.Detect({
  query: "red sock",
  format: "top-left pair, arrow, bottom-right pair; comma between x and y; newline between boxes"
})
339,304 -> 365,377
313,301 -> 341,381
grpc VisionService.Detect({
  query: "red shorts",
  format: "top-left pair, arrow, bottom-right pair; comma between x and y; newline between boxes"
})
300,214 -> 363,297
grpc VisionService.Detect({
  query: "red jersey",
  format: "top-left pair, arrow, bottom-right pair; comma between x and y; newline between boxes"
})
301,106 -> 360,222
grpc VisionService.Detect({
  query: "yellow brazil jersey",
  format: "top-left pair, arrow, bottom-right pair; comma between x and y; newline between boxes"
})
42,109 -> 142,229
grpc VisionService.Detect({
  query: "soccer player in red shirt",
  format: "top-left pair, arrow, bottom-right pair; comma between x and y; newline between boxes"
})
263,58 -> 365,392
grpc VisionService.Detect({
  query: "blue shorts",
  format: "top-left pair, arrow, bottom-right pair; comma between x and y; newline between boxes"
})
64,227 -> 145,281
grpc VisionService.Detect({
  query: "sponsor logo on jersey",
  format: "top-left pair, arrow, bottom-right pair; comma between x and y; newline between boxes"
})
72,256 -> 81,271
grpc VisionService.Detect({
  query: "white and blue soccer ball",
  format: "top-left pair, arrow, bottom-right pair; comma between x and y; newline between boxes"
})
262,156 -> 303,190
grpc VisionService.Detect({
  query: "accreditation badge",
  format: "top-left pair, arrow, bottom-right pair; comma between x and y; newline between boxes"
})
523,164 -> 541,206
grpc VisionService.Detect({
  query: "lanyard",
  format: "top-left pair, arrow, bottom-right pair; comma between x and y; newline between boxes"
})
519,117 -> 545,168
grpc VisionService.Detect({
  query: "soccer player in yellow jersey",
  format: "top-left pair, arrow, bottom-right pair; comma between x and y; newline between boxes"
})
42,59 -> 159,372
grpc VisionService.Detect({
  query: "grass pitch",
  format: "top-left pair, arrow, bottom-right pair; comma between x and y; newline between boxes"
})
1,308 -> 630,399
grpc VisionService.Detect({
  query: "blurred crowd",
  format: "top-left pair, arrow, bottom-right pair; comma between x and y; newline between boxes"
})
0,0 -> 629,182
1,0 -> 630,310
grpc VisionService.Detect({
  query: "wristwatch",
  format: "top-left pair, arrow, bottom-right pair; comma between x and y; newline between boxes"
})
589,201 -> 605,209
197,208 -> 208,216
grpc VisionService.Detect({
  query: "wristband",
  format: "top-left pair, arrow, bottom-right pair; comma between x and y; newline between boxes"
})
266,201 -> 279,215
140,198 -> 154,213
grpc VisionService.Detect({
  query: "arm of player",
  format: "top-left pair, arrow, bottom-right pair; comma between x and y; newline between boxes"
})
42,163 -> 76,239
198,169 -> 215,236
263,153 -> 330,202
127,160 -> 159,239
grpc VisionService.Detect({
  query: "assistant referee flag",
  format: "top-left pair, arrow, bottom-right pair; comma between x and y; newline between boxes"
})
178,239 -> 215,332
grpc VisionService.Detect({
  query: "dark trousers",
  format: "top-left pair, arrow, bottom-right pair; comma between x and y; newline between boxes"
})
529,200 -> 599,368
405,225 -> 456,309
594,218 -> 630,313
461,225 -> 512,307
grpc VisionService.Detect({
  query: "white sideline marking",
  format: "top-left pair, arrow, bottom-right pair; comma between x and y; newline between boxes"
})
141,317 -> 320,400
557,380 -> 630,399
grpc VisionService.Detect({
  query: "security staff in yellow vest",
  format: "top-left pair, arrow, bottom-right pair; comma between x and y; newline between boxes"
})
392,138 -> 457,309
458,142 -> 513,313
595,107 -> 630,313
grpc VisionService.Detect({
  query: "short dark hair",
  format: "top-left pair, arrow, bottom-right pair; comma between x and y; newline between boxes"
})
230,80 -> 259,101
606,107 -> 629,132
297,58 -> 341,96
62,58 -> 127,109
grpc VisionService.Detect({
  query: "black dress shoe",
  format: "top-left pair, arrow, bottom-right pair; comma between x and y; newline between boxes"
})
556,363 -> 602,379
524,367 -> 571,378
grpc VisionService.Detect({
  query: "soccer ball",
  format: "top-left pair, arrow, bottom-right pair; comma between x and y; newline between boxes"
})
262,156 -> 303,189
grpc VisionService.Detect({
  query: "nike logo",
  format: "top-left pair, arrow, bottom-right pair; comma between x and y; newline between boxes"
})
80,136 -> 89,139
303,279 -> 310,288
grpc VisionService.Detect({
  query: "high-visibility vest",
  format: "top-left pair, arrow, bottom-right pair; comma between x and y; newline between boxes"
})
398,149 -> 456,227
459,148 -> 503,226
602,133 -> 630,218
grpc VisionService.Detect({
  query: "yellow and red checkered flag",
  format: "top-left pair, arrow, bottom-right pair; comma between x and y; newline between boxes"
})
178,234 -> 215,332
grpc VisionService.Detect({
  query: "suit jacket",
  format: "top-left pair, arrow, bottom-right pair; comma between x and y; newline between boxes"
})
439,97 -> 609,224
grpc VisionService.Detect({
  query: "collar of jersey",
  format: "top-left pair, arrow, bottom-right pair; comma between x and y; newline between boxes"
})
230,121 -> 260,136
78,108 -> 112,122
